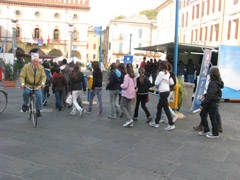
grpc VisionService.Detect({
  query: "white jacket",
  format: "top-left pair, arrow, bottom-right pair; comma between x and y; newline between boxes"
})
155,71 -> 174,93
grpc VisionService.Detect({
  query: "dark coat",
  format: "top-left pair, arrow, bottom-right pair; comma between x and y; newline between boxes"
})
53,73 -> 67,91
69,70 -> 86,92
92,68 -> 102,90
201,81 -> 223,107
136,76 -> 152,94
106,71 -> 121,90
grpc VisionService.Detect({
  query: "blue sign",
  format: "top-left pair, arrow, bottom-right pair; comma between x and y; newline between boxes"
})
38,39 -> 42,46
218,45 -> 240,99
191,49 -> 212,112
94,27 -> 101,35
0,38 -> 7,53
124,56 -> 133,65
73,45 -> 77,50
13,44 -> 18,50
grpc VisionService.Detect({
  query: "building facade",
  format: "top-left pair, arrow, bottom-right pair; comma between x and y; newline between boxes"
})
156,0 -> 240,46
86,26 -> 100,63
0,0 -> 90,61
103,15 -> 158,65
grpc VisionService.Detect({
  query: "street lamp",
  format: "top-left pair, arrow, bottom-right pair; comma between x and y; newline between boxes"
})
11,9 -> 18,62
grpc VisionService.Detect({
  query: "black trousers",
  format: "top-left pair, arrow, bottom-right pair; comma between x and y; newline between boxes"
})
134,94 -> 151,118
155,92 -> 173,125
200,100 -> 219,136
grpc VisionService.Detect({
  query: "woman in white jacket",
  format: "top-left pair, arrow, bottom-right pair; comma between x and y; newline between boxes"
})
149,61 -> 175,131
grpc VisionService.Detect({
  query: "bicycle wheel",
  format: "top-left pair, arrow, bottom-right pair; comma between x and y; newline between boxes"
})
29,99 -> 32,120
31,97 -> 38,128
0,90 -> 7,113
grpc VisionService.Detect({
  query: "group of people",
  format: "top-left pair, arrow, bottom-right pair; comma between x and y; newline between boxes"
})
19,56 -> 223,138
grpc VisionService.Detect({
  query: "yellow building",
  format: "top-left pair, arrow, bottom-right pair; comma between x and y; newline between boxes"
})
86,26 -> 100,63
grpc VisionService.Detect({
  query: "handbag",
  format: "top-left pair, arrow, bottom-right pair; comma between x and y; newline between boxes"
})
66,94 -> 73,105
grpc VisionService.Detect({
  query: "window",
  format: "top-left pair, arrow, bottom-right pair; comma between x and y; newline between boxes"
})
54,29 -> 59,40
119,42 -> 123,53
203,1 -> 208,16
54,13 -> 60,19
138,29 -> 142,39
34,28 -> 39,39
138,43 -> 142,48
93,43 -> 96,50
86,54 -> 88,58
228,19 -> 239,40
204,26 -> 208,41
86,43 -> 89,49
109,42 -> 111,50
16,10 -> 20,16
16,27 -> 20,38
214,24 -> 219,41
234,0 -> 238,5
73,30 -> 77,41
93,54 -> 96,59
73,14 -> 78,20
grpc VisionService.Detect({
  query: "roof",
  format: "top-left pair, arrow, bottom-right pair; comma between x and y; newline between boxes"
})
111,15 -> 152,24
135,42 -> 219,54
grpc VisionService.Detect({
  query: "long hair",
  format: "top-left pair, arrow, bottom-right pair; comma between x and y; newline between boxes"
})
72,64 -> 80,81
210,67 -> 221,82
138,67 -> 145,85
126,63 -> 135,78
110,63 -> 116,71
92,61 -> 100,71
159,61 -> 168,74
118,63 -> 126,74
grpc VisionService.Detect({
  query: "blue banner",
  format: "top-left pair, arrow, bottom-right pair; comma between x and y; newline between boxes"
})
218,45 -> 240,99
124,56 -> 133,65
38,39 -> 42,46
191,49 -> 212,112
0,38 -> 7,53
94,27 -> 101,35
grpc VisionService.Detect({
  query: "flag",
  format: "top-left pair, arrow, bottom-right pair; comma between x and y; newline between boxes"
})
47,35 -> 50,44
40,36 -> 43,43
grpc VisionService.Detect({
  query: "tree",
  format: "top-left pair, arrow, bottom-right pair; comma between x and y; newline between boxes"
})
114,15 -> 126,20
140,9 -> 158,20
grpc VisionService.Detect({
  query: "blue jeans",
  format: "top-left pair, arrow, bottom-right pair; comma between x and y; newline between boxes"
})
55,90 -> 63,108
23,87 -> 43,111
41,86 -> 49,103
187,74 -> 195,83
88,87 -> 103,114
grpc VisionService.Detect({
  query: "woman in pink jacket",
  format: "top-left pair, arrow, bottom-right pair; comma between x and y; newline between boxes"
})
120,63 -> 137,127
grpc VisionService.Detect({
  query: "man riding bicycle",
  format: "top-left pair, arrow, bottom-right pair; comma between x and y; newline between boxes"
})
19,58 -> 46,117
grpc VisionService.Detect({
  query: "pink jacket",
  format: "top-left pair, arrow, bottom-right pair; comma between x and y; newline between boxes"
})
121,74 -> 136,99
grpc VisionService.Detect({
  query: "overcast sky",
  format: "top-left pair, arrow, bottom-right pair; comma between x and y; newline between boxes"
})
88,0 -> 164,29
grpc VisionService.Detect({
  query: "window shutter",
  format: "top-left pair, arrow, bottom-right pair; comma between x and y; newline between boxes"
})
210,25 -> 213,41
202,1 -> 204,17
207,0 -> 210,15
200,27 -> 203,41
192,6 -> 195,20
219,0 -> 221,11
186,12 -> 188,27
197,4 -> 199,19
212,0 -> 215,13
195,29 -> 198,41
191,30 -> 193,43
228,20 -> 231,40
182,13 -> 184,28
235,19 -> 239,39
216,24 -> 219,41
205,27 -> 208,41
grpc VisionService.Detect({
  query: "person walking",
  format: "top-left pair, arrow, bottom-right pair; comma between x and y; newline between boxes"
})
60,59 -> 71,107
85,61 -> 103,115
198,68 -> 222,138
149,61 -> 175,131
120,63 -> 136,127
42,62 -> 52,106
133,67 -> 152,123
68,64 -> 86,116
185,59 -> 195,83
106,63 -> 122,119
52,66 -> 66,111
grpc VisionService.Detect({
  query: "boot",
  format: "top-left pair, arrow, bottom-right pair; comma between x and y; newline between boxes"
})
217,118 -> 223,133
193,122 -> 203,131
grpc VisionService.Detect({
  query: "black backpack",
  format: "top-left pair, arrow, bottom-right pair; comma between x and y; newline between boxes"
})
169,71 -> 176,91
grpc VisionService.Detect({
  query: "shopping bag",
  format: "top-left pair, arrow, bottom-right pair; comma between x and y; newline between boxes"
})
66,94 -> 73,105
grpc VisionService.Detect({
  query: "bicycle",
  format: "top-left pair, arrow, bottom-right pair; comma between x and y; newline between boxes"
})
26,86 -> 40,128
0,89 -> 8,113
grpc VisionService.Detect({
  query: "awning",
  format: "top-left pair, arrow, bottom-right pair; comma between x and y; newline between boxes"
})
135,42 -> 218,54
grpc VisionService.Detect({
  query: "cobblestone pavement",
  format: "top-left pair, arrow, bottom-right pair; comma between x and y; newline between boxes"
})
0,80 -> 240,180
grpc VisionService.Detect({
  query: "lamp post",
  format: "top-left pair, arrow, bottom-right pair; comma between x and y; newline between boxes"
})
11,9 -> 18,62
68,21 -> 74,59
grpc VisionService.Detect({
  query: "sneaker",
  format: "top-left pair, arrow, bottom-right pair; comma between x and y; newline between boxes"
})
37,110 -> 42,117
123,119 -> 133,127
198,131 -> 210,136
84,110 -> 91,114
22,104 -> 28,112
149,121 -> 159,128
70,112 -> 76,116
146,116 -> 152,123
164,125 -> 175,131
43,100 -> 47,106
159,119 -> 168,124
79,109 -> 83,117
206,133 -> 219,138
133,117 -> 138,121
108,115 -> 116,119
98,112 -> 103,116
172,116 -> 178,122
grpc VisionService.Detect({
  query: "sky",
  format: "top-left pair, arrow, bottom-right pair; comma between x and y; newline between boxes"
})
88,0 -> 164,29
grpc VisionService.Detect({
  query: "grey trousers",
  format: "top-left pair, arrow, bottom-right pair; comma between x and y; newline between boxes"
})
109,90 -> 121,118
120,96 -> 133,121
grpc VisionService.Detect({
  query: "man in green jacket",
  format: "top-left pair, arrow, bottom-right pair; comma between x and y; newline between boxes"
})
19,58 -> 46,117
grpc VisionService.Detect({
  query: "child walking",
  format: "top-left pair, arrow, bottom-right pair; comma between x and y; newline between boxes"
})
120,63 -> 136,127
199,67 -> 222,138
